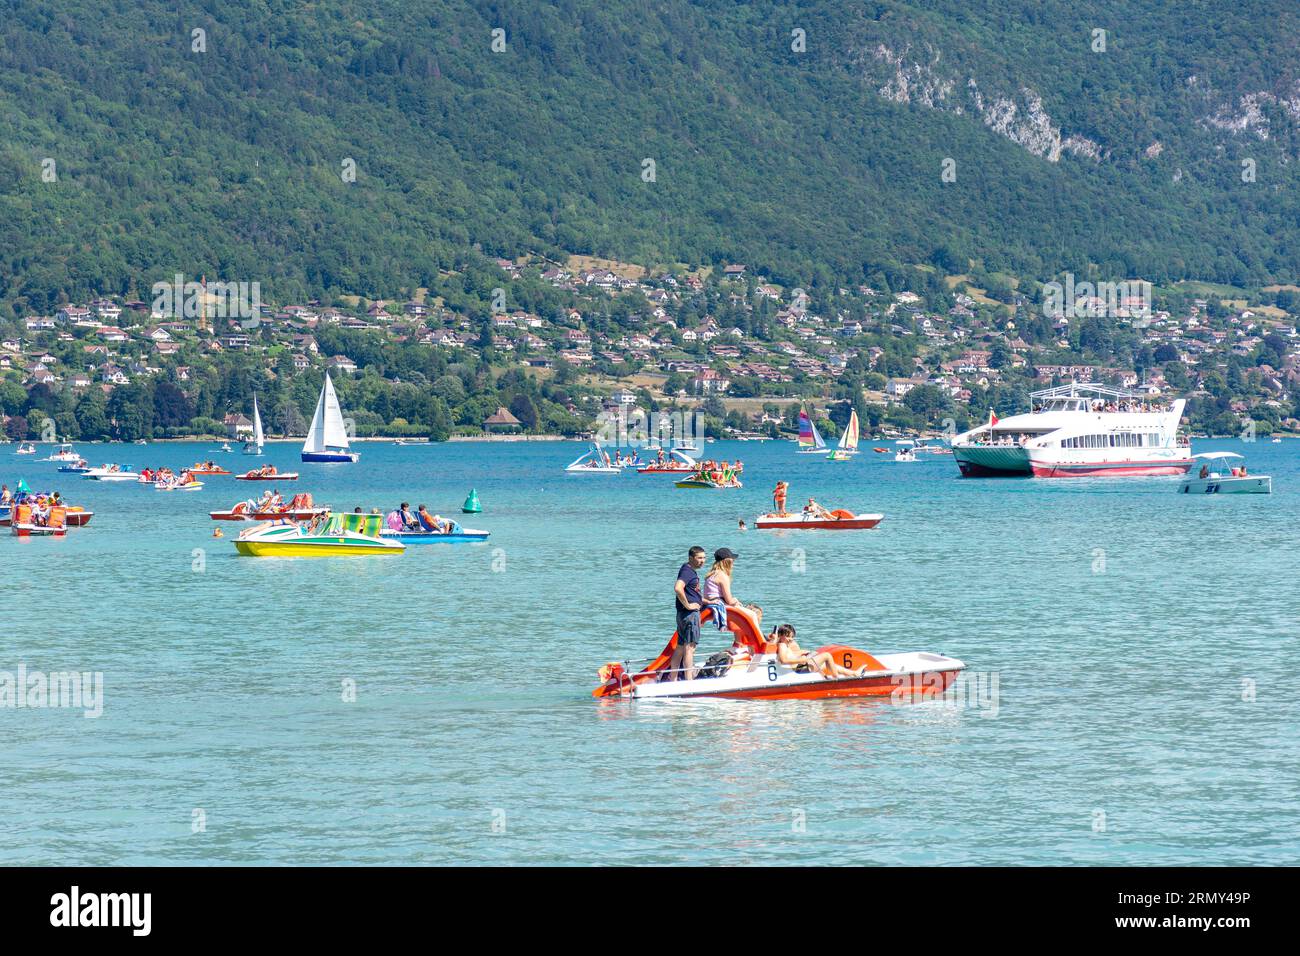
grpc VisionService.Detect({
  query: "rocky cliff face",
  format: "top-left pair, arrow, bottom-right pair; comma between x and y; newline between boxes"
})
1198,79 -> 1300,140
865,44 -> 1105,163
863,44 -> 1300,162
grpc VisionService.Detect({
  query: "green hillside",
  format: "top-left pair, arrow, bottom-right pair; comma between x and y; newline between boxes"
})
2,0 -> 1298,312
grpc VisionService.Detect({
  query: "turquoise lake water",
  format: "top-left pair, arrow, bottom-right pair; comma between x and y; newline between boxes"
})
2,437 -> 1297,865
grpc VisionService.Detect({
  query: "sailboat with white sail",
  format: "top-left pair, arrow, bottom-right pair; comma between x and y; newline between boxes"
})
826,409 -> 860,461
243,395 -> 265,456
796,407 -> 827,454
301,372 -> 359,463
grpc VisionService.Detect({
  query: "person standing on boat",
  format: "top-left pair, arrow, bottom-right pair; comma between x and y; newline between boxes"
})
667,546 -> 706,682
702,548 -> 745,630
773,480 -> 788,515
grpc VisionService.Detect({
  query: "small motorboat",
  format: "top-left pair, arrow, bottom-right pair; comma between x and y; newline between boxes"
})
592,606 -> 965,701
45,442 -> 83,463
565,443 -> 620,474
234,468 -> 298,481
187,462 -> 231,475
57,458 -> 92,474
14,442 -> 36,455
636,450 -> 699,474
1272,437 -> 1282,443
895,440 -> 918,463
234,512 -> 405,557
755,509 -> 883,530
1178,452 -> 1272,494
82,464 -> 140,481
210,493 -> 325,521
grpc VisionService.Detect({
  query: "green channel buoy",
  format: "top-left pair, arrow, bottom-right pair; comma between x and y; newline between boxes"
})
462,489 -> 481,514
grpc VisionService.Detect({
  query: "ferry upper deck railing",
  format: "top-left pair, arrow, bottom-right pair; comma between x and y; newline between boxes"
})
1030,381 -> 1149,401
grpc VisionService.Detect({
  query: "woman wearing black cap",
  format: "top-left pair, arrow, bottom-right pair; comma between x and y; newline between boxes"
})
702,547 -> 746,630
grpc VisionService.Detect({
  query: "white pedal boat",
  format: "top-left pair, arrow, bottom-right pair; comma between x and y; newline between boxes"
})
594,606 -> 964,701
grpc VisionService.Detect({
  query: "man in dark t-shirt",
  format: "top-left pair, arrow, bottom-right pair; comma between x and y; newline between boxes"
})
666,546 -> 707,681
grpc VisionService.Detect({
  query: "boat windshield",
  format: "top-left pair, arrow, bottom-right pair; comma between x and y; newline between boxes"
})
325,512 -> 382,536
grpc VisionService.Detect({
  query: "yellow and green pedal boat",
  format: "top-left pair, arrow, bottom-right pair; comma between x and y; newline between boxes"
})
234,512 -> 406,557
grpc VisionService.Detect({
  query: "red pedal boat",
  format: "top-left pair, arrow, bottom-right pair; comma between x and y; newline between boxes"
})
235,468 -> 299,481
755,509 -> 883,530
636,450 -> 698,474
593,606 -> 964,701
187,462 -> 231,475
210,493 -> 323,521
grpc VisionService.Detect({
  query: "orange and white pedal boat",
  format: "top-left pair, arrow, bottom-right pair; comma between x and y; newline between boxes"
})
235,466 -> 299,481
593,606 -> 964,701
755,508 -> 882,530
209,492 -> 326,521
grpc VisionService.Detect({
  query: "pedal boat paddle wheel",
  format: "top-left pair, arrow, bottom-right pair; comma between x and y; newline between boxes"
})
593,606 -> 964,701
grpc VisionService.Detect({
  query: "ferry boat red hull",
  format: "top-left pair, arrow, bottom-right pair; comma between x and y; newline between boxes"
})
1029,459 -> 1194,478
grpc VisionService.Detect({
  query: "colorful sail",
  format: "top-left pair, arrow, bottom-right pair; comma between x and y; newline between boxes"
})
841,409 -> 860,452
826,409 -> 860,460
798,408 -> 826,451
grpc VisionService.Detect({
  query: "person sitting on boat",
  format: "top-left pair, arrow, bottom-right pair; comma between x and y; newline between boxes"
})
399,502 -> 420,531
702,548 -> 744,630
803,498 -> 832,520
1199,464 -> 1210,479
774,624 -> 868,680
416,505 -> 439,532
665,546 -> 707,682
0,485 -> 10,505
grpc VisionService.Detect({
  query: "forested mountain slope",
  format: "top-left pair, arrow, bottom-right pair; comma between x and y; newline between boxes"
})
1,0 -> 1297,312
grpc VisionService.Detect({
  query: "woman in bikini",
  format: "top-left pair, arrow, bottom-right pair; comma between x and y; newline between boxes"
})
774,624 -> 869,679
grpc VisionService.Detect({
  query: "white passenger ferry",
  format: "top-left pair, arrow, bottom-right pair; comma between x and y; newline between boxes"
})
951,383 -> 1193,478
